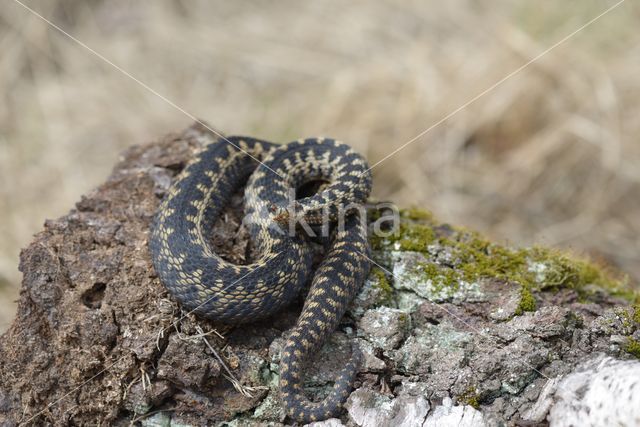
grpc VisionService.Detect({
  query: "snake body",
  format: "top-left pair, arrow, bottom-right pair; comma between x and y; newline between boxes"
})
149,136 -> 372,422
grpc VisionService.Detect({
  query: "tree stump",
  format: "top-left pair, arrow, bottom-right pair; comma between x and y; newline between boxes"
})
1,123 -> 638,426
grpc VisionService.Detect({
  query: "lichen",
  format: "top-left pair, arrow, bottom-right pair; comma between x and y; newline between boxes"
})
625,338 -> 640,359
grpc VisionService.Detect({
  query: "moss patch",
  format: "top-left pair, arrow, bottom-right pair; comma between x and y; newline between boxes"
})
400,207 -> 434,222
458,386 -> 480,409
371,267 -> 394,307
625,338 -> 640,359
371,208 -> 636,308
383,222 -> 436,252
633,302 -> 640,324
515,287 -> 537,315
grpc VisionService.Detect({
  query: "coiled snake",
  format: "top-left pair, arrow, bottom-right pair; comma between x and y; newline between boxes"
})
149,136 -> 372,423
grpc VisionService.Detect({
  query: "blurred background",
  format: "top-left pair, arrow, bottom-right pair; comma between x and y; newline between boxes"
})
1,0 -> 639,331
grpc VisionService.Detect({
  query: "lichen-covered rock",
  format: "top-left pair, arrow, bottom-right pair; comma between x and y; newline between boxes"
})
345,389 -> 430,427
423,397 -> 485,427
358,306 -> 409,350
0,123 -> 638,426
523,354 -> 640,426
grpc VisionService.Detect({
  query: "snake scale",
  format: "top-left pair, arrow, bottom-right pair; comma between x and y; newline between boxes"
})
149,135 -> 372,423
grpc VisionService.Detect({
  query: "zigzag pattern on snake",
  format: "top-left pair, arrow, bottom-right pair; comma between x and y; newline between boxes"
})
148,135 -> 372,423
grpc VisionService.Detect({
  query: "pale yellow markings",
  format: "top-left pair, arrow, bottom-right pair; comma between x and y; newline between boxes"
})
160,207 -> 175,219
196,183 -> 208,193
168,187 -> 180,197
326,298 -> 340,309
193,152 -> 242,258
300,312 -> 314,321
332,286 -> 346,296
281,379 -> 288,387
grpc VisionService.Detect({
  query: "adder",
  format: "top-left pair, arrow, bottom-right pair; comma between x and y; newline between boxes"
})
149,135 -> 372,423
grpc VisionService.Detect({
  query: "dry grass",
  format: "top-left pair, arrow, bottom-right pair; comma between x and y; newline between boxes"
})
1,0 -> 639,330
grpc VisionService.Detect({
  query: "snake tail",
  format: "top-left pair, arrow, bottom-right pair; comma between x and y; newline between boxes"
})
279,215 -> 370,423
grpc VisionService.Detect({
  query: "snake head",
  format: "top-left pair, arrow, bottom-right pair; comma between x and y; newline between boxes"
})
269,203 -> 289,226
270,201 -> 304,228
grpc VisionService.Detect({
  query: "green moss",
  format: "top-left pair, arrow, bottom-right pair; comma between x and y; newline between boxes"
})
375,222 -> 436,252
371,267 -> 394,306
416,262 -> 460,294
633,302 -> 640,324
458,386 -> 480,409
625,338 -> 640,359
515,287 -> 537,315
400,207 -> 434,222
616,307 -> 635,329
371,210 -> 636,304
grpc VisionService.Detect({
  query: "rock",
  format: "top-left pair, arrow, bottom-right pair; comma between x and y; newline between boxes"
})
355,338 -> 386,372
358,307 -> 409,350
0,122 -> 638,426
345,389 -> 429,427
523,354 -> 640,426
157,334 -> 221,390
349,272 -> 396,317
394,324 -> 470,378
390,252 -> 484,304
305,418 -> 345,427
390,395 -> 431,427
423,397 -> 485,427
345,389 -> 395,427
252,390 -> 287,422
